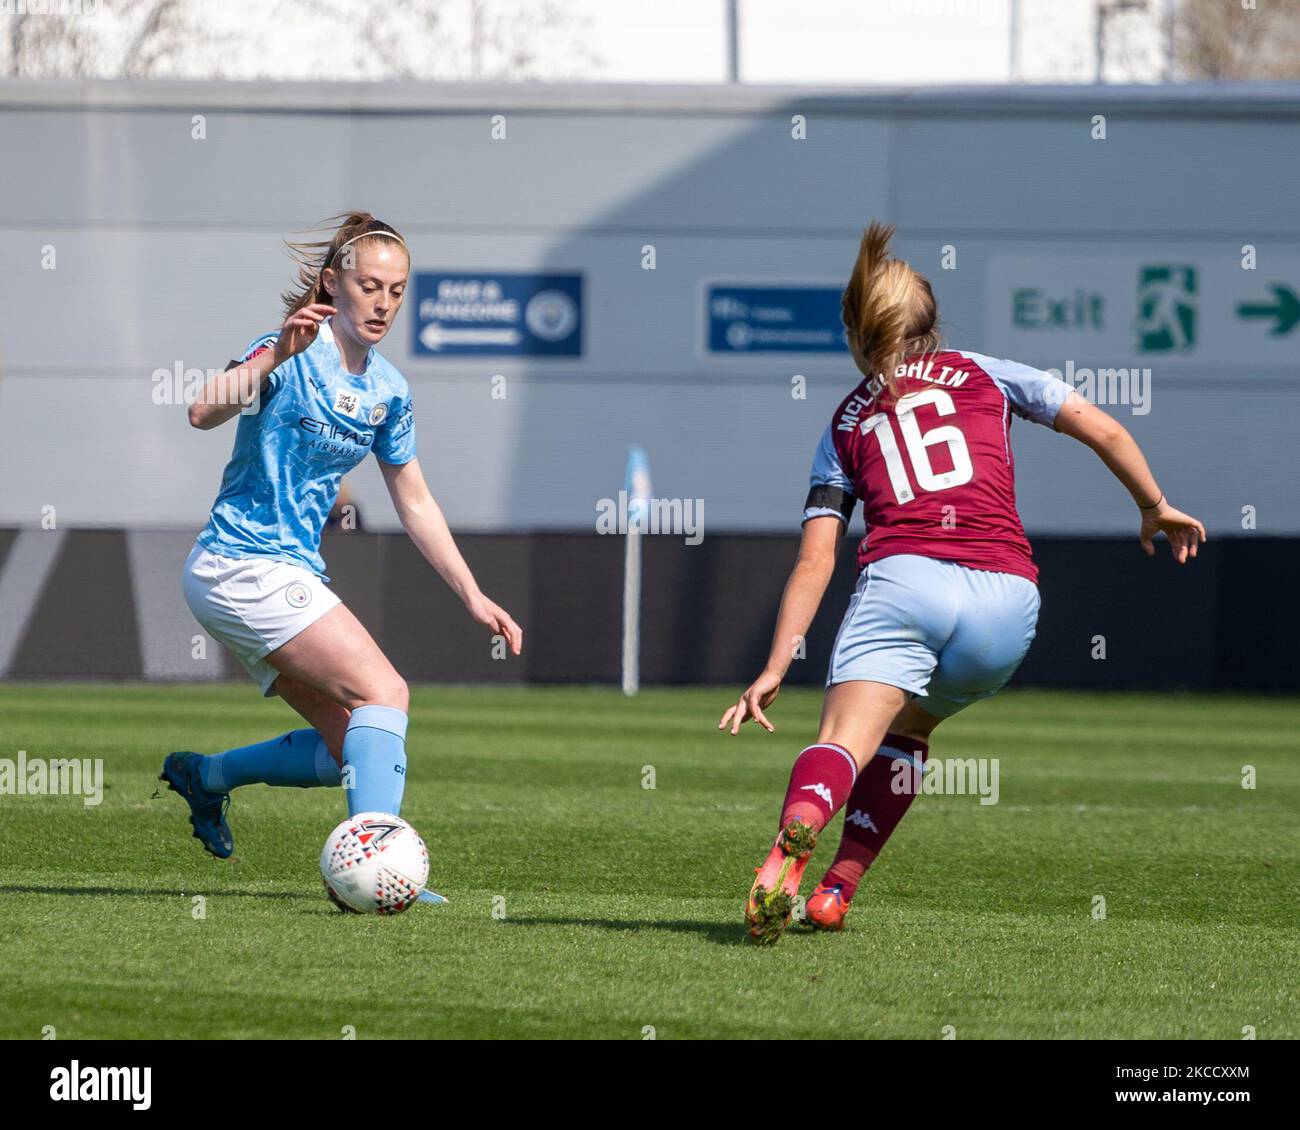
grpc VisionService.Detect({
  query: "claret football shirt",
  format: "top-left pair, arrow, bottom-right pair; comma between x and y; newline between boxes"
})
803,349 -> 1071,584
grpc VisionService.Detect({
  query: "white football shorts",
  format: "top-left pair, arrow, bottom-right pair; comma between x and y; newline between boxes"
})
182,542 -> 340,696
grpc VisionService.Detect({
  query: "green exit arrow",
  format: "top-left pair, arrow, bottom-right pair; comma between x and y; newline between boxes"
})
1236,284 -> 1300,335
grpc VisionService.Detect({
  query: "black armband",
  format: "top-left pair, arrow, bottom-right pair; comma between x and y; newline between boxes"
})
803,484 -> 856,524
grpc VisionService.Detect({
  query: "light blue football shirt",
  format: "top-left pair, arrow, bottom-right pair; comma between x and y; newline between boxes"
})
197,318 -> 416,577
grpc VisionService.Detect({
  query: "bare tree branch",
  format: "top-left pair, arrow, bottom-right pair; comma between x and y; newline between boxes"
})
1175,0 -> 1300,81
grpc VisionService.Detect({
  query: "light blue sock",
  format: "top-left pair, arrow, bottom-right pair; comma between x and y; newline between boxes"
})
342,705 -> 408,816
199,729 -> 341,793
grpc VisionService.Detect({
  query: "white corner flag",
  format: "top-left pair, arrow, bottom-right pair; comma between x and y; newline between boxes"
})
622,446 -> 651,697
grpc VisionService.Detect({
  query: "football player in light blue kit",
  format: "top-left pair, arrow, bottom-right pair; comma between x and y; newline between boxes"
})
162,212 -> 522,861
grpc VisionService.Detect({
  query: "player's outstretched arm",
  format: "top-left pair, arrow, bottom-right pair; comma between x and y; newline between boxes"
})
188,303 -> 335,430
379,457 -> 523,656
1054,391 -> 1207,564
719,515 -> 842,734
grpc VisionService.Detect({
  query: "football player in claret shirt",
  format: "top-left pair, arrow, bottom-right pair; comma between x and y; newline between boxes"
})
161,212 -> 522,860
720,222 -> 1205,944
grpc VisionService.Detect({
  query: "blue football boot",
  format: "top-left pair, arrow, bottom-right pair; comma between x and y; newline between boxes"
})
159,752 -> 234,859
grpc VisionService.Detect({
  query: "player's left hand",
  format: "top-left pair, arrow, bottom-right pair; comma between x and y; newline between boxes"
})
465,592 -> 523,655
1140,499 -> 1207,564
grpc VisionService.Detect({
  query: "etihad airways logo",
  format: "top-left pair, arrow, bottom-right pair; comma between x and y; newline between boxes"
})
298,417 -> 374,447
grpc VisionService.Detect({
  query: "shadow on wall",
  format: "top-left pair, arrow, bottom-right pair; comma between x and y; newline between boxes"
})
2,528 -> 1297,692
3,87 -> 1293,689
371,89 -> 1287,688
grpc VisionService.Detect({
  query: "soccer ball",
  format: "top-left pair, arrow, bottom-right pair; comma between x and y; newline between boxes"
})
320,812 -> 430,915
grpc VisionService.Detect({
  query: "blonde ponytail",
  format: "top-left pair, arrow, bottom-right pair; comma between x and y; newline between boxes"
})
841,221 -> 941,395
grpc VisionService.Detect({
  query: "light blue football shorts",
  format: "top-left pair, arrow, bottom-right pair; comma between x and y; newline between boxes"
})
827,554 -> 1041,718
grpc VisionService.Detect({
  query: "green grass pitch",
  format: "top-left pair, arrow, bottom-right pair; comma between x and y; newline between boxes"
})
0,683 -> 1296,1040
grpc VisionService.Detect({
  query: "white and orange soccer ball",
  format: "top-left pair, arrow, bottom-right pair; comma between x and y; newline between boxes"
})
320,812 -> 430,915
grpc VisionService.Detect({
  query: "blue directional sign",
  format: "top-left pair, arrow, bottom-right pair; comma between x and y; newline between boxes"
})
413,272 -> 582,357
706,284 -> 847,353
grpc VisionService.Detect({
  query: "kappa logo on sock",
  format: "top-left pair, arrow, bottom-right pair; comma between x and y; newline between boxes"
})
801,782 -> 833,806
845,809 -> 879,832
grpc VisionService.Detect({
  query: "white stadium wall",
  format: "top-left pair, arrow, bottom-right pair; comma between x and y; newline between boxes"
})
1,80 -> 1298,538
